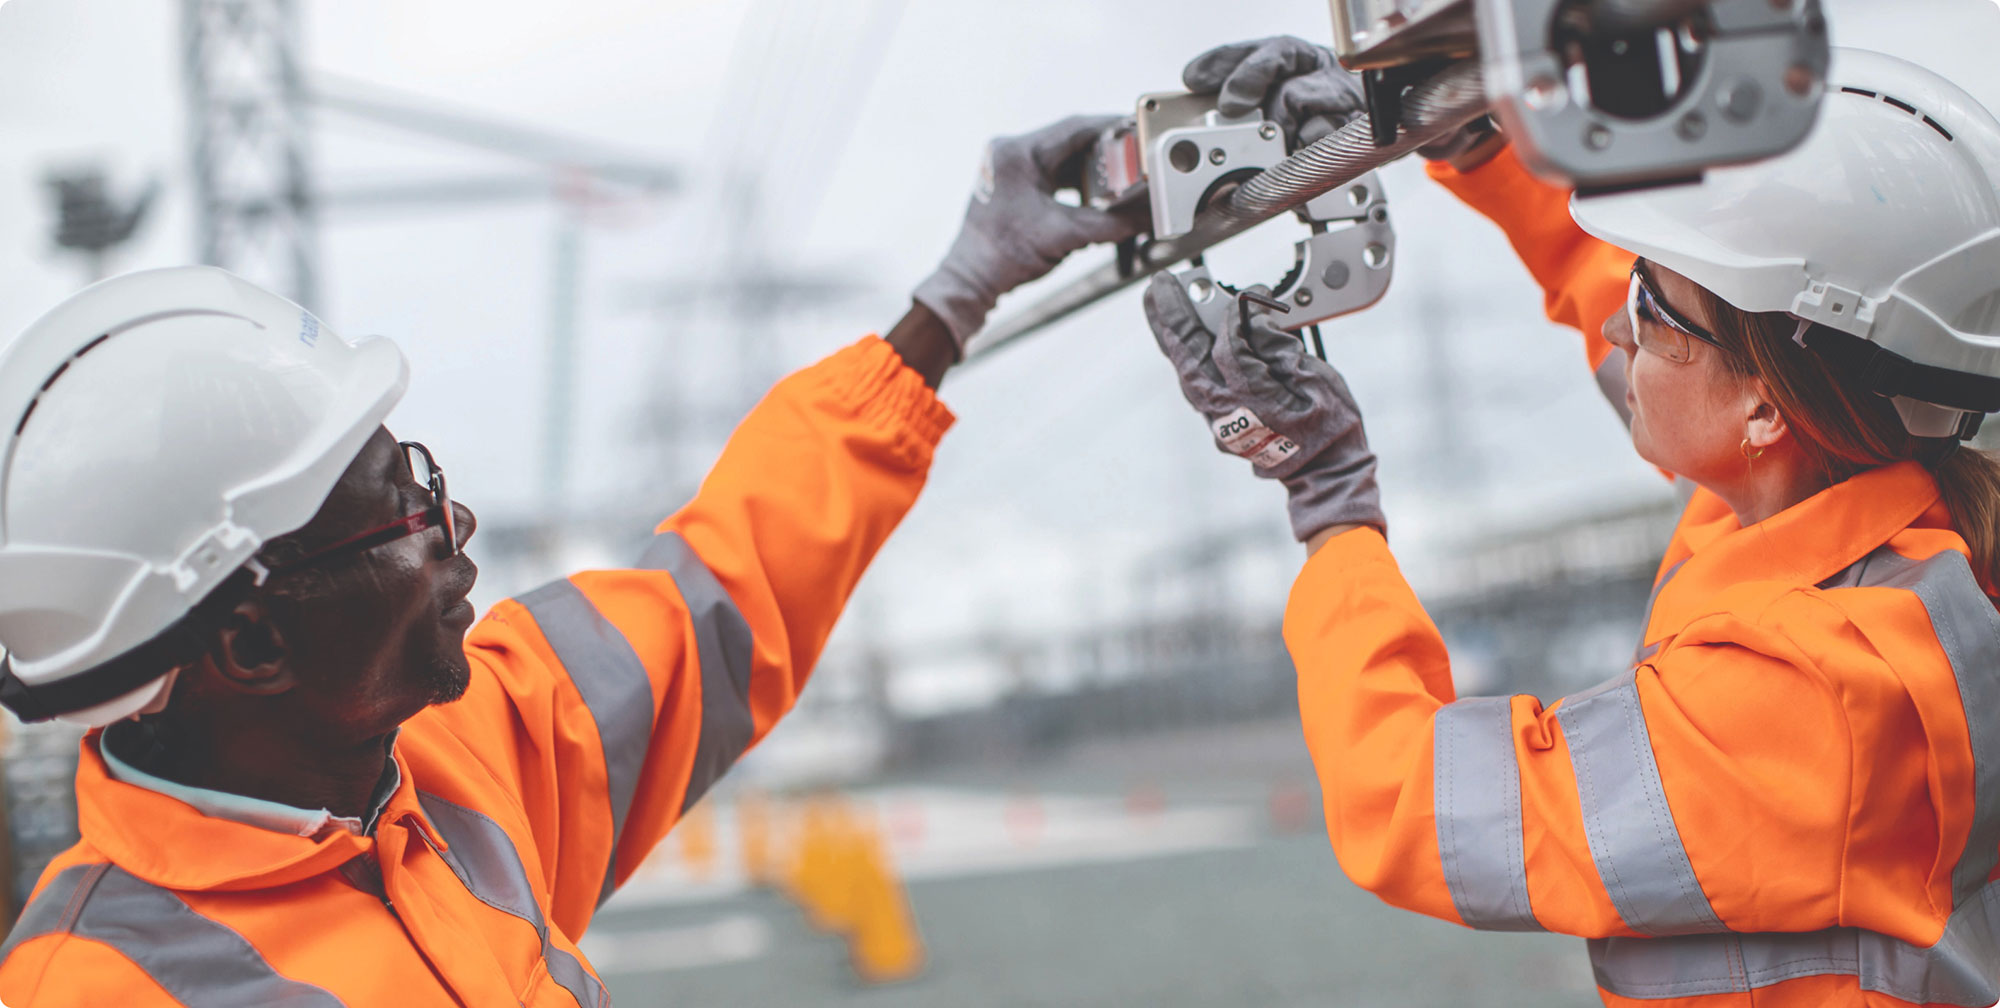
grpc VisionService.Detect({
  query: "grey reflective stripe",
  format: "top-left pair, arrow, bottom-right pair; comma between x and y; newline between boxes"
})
515,577 -> 654,908
1588,545 -> 2000,1000
637,531 -> 756,815
547,946 -> 605,1008
1556,676 -> 1725,936
0,862 -> 99,961
419,791 -> 610,1008
1594,351 -> 1634,429
1433,696 -> 1540,931
1,861 -> 345,1005
1848,547 -> 2000,904
1591,877 -> 2000,1004
1633,558 -> 1687,664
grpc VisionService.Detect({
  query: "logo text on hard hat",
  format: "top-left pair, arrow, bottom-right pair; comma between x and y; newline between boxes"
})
297,315 -> 320,348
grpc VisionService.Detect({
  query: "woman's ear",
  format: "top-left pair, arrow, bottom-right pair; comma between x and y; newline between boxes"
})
1744,377 -> 1790,453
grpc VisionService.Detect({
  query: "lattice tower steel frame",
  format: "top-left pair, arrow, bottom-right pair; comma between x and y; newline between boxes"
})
181,0 -> 318,306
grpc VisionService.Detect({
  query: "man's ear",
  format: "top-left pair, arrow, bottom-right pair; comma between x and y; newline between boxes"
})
210,597 -> 297,696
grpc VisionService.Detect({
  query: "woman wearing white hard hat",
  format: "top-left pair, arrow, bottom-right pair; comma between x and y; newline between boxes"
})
1152,38 -> 2000,1006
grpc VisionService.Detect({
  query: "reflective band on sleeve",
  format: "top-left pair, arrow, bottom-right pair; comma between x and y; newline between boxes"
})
419,791 -> 609,1008
1850,547 -> 2000,905
0,861 -> 345,1005
1591,876 -> 2000,1004
1556,676 -> 1726,936
514,577 -> 654,909
547,945 -> 608,1008
1434,696 -> 1541,931
636,531 -> 756,815
0,862 -> 98,961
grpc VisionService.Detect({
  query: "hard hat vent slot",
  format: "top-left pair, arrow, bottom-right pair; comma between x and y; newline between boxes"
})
14,331 -> 115,438
1837,86 -> 1953,142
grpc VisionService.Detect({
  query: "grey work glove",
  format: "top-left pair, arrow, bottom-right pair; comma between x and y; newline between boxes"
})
1143,273 -> 1384,541
1182,36 -> 1364,147
1182,35 -> 1497,159
914,115 -> 1146,356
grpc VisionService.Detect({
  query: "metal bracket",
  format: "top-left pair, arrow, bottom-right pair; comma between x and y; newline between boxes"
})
1163,171 -> 1395,359
966,65 -> 1484,365
1133,91 -> 1286,240
1274,174 -> 1396,332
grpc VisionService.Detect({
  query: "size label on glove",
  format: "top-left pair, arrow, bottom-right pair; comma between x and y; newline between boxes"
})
1211,407 -> 1299,469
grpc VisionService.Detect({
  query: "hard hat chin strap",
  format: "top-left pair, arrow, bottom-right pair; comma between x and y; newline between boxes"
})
1788,317 -> 1995,441
0,651 -> 178,724
0,566 -> 259,724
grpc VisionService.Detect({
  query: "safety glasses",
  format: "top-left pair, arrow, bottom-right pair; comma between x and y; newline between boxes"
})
1626,263 -> 1730,364
248,441 -> 459,585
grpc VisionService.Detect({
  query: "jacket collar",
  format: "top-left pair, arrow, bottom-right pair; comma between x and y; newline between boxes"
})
98,723 -> 401,839
1648,461 -> 1947,642
75,727 -> 445,892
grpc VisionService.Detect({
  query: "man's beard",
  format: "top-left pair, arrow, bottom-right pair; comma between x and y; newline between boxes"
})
420,654 -> 471,704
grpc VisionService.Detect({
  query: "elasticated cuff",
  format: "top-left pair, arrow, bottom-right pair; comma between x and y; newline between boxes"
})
805,336 -> 957,469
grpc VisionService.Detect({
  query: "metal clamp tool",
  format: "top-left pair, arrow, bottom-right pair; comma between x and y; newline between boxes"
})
1082,91 -> 1398,359
1330,0 -> 1828,192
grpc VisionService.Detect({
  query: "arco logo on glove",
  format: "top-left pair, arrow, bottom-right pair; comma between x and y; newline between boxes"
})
1211,407 -> 1300,469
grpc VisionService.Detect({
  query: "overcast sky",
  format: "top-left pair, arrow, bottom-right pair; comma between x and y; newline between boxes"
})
0,0 -> 1995,712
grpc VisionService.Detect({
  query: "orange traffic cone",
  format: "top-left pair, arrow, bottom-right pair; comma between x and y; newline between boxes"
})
795,796 -> 857,932
844,811 -> 926,983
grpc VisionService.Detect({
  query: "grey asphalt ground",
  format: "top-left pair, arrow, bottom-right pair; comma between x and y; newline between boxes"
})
588,719 -> 1603,1007
592,835 -> 1600,1008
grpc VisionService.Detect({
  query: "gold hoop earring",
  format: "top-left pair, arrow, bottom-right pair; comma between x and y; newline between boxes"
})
1741,438 -> 1765,462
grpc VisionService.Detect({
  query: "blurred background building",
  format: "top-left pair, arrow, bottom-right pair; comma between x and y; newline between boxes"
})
0,0 -> 1994,1003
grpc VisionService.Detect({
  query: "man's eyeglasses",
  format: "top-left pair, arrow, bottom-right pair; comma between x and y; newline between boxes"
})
247,441 -> 459,585
1627,262 -> 1731,364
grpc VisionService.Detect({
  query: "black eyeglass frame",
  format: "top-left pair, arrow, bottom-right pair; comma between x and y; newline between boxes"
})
1628,262 -> 1733,363
245,441 -> 460,585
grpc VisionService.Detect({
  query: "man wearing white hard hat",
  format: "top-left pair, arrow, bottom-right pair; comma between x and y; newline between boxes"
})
0,113 -> 1139,1006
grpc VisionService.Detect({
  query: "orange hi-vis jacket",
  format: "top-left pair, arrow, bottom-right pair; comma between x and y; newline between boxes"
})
1285,147 -> 2000,1007
0,337 -> 953,1007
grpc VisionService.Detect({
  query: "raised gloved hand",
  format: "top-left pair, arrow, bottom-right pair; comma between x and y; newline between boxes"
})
914,115 -> 1146,357
1182,35 -> 1498,161
1143,272 -> 1384,541
1182,36 -> 1364,147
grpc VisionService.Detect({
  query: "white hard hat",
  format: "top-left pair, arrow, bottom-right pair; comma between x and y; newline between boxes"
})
1571,47 -> 2000,439
0,266 -> 408,726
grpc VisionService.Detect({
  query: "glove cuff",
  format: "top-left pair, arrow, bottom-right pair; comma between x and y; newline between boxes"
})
912,265 -> 997,355
1281,452 -> 1386,542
